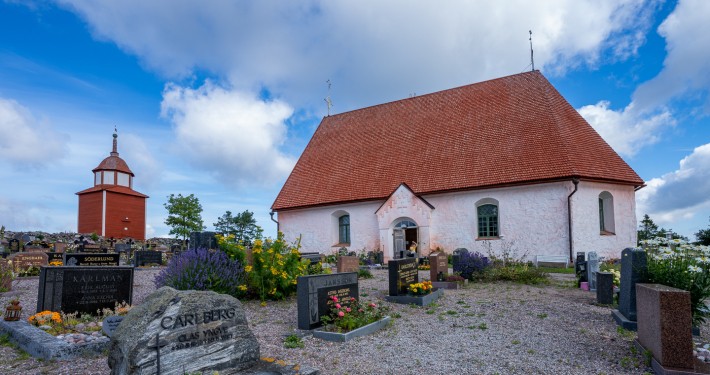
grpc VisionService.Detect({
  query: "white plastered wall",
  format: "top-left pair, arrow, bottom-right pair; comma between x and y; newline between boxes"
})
277,180 -> 637,261
570,181 -> 637,260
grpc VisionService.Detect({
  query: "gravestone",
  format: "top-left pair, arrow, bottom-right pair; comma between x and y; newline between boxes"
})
299,252 -> 322,265
336,255 -> 359,273
388,258 -> 418,296
108,287 -> 259,375
37,266 -> 134,315
189,231 -> 218,250
46,252 -> 63,265
53,243 -> 68,253
9,252 -> 48,270
135,250 -> 163,266
636,284 -> 694,371
102,315 -> 124,338
8,239 -> 20,253
82,244 -> 103,253
452,248 -> 468,271
296,273 -> 358,330
114,244 -> 131,253
612,248 -> 647,330
429,252 -> 448,281
596,272 -> 614,304
587,252 -> 599,291
64,253 -> 120,266
170,244 -> 181,253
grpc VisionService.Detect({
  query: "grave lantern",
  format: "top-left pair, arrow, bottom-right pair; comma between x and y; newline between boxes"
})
4,299 -> 22,321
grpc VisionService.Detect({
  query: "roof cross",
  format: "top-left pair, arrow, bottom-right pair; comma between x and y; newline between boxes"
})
324,79 -> 333,116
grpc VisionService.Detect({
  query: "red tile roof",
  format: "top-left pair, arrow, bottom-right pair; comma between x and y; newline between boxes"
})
272,71 -> 643,211
76,185 -> 148,198
93,155 -> 134,176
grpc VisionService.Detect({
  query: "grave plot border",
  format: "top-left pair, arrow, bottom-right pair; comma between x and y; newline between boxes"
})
385,288 -> 443,306
0,320 -> 109,360
313,316 -> 391,342
431,281 -> 460,290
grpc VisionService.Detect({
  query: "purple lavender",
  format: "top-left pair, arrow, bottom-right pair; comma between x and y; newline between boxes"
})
154,248 -> 245,297
453,251 -> 490,280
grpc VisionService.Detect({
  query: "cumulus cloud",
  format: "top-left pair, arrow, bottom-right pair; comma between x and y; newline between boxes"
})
118,133 -> 162,189
58,0 -> 656,110
0,97 -> 67,168
578,101 -> 674,157
160,81 -> 295,186
637,143 -> 710,224
633,0 -> 710,113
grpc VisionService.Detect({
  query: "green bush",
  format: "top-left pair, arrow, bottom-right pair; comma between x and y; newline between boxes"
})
244,234 -> 309,301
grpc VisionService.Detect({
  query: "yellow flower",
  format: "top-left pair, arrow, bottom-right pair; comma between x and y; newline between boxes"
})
253,248 -> 261,254
254,239 -> 263,248
238,285 -> 247,291
245,265 -> 253,273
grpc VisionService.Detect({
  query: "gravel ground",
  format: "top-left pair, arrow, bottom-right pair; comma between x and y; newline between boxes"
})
1,268 -> 708,375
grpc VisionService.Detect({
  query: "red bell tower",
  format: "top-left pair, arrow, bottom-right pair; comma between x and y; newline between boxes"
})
76,130 -> 148,239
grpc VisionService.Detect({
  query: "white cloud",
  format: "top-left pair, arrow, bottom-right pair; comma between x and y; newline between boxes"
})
0,97 -> 68,168
578,101 -> 674,157
633,0 -> 710,113
637,143 -> 710,226
118,133 -> 162,189
160,81 -> 295,186
58,0 -> 656,111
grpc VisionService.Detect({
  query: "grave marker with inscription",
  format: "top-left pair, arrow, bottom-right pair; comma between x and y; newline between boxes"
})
37,266 -> 134,315
64,253 -> 120,266
297,273 -> 358,330
8,239 -> 20,253
134,250 -> 163,266
388,258 -> 418,296
336,255 -> 359,273
46,252 -> 63,265
9,252 -> 48,270
429,252 -> 448,281
107,287 -> 259,375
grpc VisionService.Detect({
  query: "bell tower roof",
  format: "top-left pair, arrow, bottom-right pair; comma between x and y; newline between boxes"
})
93,130 -> 134,176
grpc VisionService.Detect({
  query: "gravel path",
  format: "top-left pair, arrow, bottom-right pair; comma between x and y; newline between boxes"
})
1,268 -> 707,374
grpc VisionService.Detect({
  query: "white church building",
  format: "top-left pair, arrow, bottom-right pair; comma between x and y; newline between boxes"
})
272,71 -> 643,262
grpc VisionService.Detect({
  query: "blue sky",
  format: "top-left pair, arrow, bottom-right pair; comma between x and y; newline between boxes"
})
1,0 -> 709,241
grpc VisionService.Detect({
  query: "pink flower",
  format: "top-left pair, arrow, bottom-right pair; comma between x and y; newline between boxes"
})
332,296 -> 338,302
335,304 -> 341,309
346,307 -> 351,312
351,297 -> 356,302
338,311 -> 345,317
359,309 -> 364,312
369,303 -> 376,308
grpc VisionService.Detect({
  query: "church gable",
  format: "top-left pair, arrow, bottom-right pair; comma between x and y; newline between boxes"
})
375,183 -> 433,230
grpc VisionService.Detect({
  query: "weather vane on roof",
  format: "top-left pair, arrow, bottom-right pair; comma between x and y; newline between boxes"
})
324,79 -> 333,116
529,30 -> 535,71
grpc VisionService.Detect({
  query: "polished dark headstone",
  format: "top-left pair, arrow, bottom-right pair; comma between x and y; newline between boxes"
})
64,253 -> 120,266
388,258 -> 418,296
37,266 -> 134,315
618,248 -> 647,321
134,251 -> 162,266
596,272 -> 614,305
296,273 -> 358,330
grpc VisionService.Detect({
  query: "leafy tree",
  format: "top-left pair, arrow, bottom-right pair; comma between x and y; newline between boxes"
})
164,193 -> 205,247
696,217 -> 710,246
638,214 -> 659,243
233,210 -> 263,246
214,210 -> 262,246
214,211 -> 237,236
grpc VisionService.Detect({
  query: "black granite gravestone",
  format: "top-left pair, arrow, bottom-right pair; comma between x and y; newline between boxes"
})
612,247 -> 648,330
8,239 -> 19,253
388,258 -> 418,296
596,272 -> 614,305
296,273 -> 358,330
135,251 -> 163,266
114,244 -> 131,253
64,253 -> 120,266
45,252 -> 63,264
37,266 -> 134,315
188,231 -> 218,250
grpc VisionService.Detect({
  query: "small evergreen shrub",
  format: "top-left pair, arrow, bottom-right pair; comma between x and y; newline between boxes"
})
154,248 -> 246,298
453,251 -> 490,280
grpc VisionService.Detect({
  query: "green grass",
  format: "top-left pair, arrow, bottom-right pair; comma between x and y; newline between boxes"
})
283,334 -> 304,349
536,266 -> 575,274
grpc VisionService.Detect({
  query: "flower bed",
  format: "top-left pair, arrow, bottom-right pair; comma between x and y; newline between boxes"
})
313,316 -> 391,342
385,288 -> 443,306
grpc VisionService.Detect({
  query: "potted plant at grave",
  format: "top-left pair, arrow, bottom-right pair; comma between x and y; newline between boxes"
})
407,281 -> 433,296
315,295 -> 390,342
